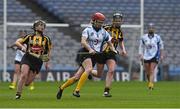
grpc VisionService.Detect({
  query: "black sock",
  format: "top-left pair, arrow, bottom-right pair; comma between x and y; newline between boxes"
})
104,87 -> 110,93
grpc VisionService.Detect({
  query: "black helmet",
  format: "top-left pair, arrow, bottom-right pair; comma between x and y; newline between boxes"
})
33,20 -> 46,30
113,12 -> 123,20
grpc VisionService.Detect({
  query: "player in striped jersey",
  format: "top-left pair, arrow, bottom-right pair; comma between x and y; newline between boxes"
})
93,12 -> 127,97
15,20 -> 52,99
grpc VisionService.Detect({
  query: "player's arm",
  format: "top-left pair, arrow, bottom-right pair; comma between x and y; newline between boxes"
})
15,35 -> 28,52
119,40 -> 127,56
159,36 -> 164,61
42,36 -> 52,70
81,36 -> 95,54
41,36 -> 52,62
7,43 -> 18,50
107,41 -> 117,53
7,43 -> 16,48
81,28 -> 96,54
47,36 -> 52,58
105,30 -> 117,53
138,37 -> 144,60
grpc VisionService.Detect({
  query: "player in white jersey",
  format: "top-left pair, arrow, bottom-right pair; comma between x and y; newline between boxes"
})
139,23 -> 164,90
8,30 -> 35,90
56,12 -> 117,99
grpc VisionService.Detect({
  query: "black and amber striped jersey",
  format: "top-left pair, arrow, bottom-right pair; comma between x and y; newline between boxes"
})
20,33 -> 52,56
103,25 -> 124,51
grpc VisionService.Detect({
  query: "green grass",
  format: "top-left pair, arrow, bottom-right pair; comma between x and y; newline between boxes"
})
0,81 -> 180,108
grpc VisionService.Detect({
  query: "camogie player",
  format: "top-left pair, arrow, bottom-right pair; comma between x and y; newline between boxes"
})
8,30 -> 35,90
91,12 -> 127,97
57,12 -> 117,99
15,20 -> 52,99
139,23 -> 164,90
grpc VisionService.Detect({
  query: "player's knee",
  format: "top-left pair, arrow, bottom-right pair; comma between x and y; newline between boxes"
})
108,70 -> 114,75
85,67 -> 93,73
20,74 -> 27,80
15,69 -> 20,74
150,71 -> 154,74
74,76 -> 80,80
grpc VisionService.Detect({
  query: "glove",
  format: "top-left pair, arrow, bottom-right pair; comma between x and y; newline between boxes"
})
40,54 -> 49,62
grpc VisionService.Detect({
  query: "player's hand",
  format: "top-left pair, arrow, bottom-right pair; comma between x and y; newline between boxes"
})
110,48 -> 117,54
113,50 -> 118,54
89,49 -> 96,54
45,62 -> 50,71
160,55 -> 164,62
119,50 -> 127,57
40,54 -> 49,62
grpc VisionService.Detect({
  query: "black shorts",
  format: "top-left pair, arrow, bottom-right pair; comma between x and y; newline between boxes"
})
14,60 -> 21,65
93,53 -> 105,64
144,57 -> 158,64
76,48 -> 96,67
97,51 -> 117,64
21,53 -> 43,73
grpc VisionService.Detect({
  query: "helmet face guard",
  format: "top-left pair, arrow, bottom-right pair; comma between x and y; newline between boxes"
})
148,23 -> 155,34
112,13 -> 123,27
93,20 -> 104,28
33,20 -> 46,31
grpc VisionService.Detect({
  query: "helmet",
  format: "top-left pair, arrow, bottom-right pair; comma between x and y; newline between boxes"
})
33,20 -> 46,30
91,12 -> 105,21
148,23 -> 155,34
112,13 -> 123,27
113,12 -> 123,20
148,23 -> 155,28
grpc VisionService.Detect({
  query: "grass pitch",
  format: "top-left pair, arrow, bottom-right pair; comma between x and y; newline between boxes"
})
0,81 -> 179,108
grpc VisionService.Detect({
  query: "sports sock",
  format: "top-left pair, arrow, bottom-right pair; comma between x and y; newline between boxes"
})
104,87 -> 110,93
60,77 -> 76,90
75,72 -> 88,91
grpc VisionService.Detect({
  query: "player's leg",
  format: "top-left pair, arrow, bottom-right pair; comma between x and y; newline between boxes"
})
104,59 -> 116,97
73,58 -> 93,97
148,62 -> 157,89
93,64 -> 104,78
25,70 -> 36,90
154,65 -> 158,82
9,63 -> 21,89
62,67 -> 84,90
16,64 -> 30,99
57,67 -> 84,99
144,63 -> 150,82
91,53 -> 106,79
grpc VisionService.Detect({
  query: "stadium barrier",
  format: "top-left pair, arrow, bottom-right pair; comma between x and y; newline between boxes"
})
0,67 -> 131,82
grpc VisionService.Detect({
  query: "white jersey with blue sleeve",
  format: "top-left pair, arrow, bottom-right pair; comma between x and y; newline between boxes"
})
14,44 -> 26,62
82,25 -> 112,52
139,33 -> 164,60
15,49 -> 25,62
